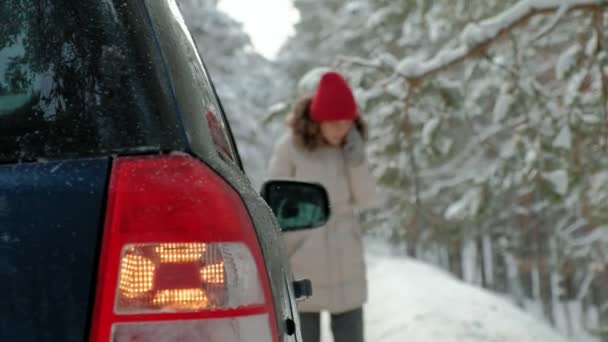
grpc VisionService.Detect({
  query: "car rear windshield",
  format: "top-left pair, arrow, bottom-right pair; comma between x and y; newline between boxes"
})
0,0 -> 178,162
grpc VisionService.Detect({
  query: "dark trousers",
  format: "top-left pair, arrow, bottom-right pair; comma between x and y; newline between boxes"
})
299,308 -> 364,342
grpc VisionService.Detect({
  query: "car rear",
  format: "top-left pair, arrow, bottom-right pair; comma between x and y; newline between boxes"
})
0,1 -> 296,341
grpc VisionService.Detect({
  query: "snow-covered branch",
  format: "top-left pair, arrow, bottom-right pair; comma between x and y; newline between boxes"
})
337,55 -> 385,70
398,0 -> 605,82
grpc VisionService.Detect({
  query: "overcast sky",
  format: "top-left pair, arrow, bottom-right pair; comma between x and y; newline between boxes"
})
218,0 -> 299,59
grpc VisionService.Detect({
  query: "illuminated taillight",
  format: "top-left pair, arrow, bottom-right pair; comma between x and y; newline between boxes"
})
115,242 -> 262,313
90,156 -> 278,342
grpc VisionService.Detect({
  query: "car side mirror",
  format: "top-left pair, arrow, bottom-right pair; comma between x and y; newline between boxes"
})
261,180 -> 330,232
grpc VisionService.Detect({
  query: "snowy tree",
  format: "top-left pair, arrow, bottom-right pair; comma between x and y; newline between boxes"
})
280,0 -> 608,338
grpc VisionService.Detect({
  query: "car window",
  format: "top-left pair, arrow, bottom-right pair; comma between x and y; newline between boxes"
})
0,0 -> 179,162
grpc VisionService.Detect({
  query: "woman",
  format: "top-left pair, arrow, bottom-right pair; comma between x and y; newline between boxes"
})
269,71 -> 377,342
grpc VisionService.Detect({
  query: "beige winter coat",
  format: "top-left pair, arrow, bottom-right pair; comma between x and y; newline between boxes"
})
268,133 -> 377,313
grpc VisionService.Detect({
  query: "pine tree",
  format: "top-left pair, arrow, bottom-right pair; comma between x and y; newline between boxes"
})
280,0 -> 608,337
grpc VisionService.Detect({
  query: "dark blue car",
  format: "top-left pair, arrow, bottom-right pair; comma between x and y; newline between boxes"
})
0,1 -> 327,341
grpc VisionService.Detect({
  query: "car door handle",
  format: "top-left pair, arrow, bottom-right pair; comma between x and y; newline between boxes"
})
293,279 -> 312,301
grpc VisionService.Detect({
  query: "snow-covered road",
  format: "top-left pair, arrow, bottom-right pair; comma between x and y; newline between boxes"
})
320,252 -> 570,342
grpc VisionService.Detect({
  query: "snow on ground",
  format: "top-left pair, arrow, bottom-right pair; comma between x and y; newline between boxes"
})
320,245 -> 571,342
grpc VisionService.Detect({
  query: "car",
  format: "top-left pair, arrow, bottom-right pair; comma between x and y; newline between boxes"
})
0,1 -> 329,341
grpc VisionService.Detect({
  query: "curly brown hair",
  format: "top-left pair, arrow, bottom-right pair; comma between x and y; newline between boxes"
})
287,96 -> 368,151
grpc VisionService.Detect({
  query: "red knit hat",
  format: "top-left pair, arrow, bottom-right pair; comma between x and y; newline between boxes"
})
310,71 -> 358,123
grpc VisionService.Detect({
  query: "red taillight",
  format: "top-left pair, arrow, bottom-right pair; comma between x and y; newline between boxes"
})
90,155 -> 278,342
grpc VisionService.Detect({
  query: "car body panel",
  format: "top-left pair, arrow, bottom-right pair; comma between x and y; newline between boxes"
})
0,158 -> 109,341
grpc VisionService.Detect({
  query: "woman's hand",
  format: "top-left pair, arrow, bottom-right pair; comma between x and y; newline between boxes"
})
343,128 -> 365,167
